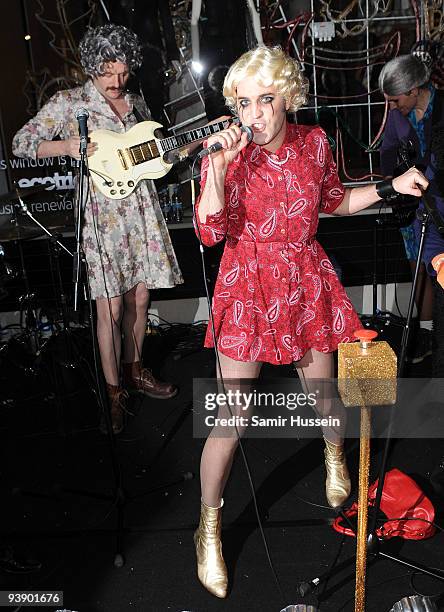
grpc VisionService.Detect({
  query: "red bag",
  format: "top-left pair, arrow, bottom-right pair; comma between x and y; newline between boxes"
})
332,468 -> 436,540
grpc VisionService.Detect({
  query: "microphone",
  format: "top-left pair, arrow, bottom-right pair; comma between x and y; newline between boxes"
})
198,125 -> 253,159
75,108 -> 89,155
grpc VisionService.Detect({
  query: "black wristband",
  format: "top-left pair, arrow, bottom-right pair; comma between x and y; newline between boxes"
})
376,179 -> 399,201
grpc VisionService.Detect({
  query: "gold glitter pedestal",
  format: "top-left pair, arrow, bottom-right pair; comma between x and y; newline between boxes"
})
338,330 -> 397,612
338,341 -> 397,409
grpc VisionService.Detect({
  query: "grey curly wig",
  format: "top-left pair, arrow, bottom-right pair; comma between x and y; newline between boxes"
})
379,54 -> 430,96
78,24 -> 143,77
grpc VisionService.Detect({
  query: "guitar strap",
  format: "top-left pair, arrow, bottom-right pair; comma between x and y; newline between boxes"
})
132,104 -> 146,124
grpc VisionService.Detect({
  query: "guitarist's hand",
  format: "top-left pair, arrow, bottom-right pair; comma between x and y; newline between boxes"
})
64,136 -> 98,160
204,124 -> 251,172
392,166 -> 429,197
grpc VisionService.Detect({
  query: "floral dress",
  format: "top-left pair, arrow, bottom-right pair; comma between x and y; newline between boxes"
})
12,79 -> 183,299
195,123 -> 362,365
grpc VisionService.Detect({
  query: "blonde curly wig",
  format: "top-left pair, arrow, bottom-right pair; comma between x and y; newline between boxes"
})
223,46 -> 308,113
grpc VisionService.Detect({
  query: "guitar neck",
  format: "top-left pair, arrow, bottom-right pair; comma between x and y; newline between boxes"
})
159,118 -> 233,153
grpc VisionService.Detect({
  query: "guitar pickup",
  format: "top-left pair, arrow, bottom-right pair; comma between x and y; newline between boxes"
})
117,149 -> 129,170
126,147 -> 138,166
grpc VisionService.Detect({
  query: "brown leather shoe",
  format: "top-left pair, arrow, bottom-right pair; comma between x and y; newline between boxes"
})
101,383 -> 129,434
122,361 -> 178,400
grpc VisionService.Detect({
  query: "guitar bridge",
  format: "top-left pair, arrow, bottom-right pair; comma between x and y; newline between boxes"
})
117,149 -> 129,170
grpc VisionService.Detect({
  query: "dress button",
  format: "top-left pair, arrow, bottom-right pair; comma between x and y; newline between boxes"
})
281,278 -> 287,283
280,229 -> 285,234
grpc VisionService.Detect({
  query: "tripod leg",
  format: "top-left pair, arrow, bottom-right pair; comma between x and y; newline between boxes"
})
355,405 -> 371,612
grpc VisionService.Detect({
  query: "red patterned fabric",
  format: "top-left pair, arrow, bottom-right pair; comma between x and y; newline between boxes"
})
195,123 -> 362,364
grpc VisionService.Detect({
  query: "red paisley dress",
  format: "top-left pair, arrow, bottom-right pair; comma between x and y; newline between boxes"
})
195,123 -> 362,365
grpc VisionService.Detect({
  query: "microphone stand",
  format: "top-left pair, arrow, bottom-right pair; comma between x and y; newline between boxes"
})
73,145 -> 87,312
58,143 -> 192,567
398,184 -> 444,371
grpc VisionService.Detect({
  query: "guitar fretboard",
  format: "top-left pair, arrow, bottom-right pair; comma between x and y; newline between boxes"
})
160,119 -> 232,152
127,118 -> 233,166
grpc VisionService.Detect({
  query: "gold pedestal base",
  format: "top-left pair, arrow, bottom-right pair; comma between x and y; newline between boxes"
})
355,406 -> 371,612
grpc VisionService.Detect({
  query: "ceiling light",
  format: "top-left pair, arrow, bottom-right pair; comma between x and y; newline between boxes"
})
191,61 -> 203,74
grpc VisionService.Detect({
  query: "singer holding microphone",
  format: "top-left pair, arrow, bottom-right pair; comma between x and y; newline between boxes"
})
192,45 -> 428,598
12,24 -> 183,434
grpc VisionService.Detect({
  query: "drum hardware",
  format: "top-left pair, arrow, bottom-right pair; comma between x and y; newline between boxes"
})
0,233 -> 42,358
0,244 -> 18,282
0,334 -> 38,376
0,183 -> 70,350
17,293 -> 40,351
0,184 -> 51,242
0,220 -> 92,431
0,184 -> 50,203
0,183 -> 75,359
0,182 -> 71,243
0,186 -> 74,376
12,194 -> 72,258
0,243 -> 18,303
0,222 -> 42,242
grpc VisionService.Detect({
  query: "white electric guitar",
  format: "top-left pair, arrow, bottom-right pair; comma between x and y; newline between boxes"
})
88,118 -> 233,199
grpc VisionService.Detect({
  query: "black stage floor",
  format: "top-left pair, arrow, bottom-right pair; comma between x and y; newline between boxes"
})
0,322 -> 443,612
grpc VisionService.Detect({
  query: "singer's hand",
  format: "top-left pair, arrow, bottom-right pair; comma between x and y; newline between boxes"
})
63,136 -> 97,160
392,166 -> 429,197
205,125 -> 251,170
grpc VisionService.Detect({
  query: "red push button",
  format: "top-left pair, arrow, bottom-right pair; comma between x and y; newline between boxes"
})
354,329 -> 378,342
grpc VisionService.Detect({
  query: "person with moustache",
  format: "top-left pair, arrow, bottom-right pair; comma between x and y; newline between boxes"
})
193,45 -> 428,598
379,54 -> 444,374
13,24 -> 183,433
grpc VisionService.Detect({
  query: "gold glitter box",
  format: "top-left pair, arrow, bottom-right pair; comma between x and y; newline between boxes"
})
338,336 -> 397,407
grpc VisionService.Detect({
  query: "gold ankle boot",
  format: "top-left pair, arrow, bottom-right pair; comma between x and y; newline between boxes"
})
194,499 -> 228,598
324,438 -> 351,508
